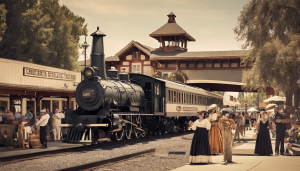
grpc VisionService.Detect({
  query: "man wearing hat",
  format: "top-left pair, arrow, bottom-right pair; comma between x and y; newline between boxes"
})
35,109 -> 50,148
273,105 -> 289,155
52,109 -> 65,141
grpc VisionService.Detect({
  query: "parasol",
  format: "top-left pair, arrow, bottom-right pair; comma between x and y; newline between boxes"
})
247,107 -> 258,112
263,96 -> 286,104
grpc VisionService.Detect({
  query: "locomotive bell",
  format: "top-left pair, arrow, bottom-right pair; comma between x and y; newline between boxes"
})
90,26 -> 107,80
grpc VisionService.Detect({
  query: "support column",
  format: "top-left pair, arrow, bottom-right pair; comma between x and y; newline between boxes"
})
67,95 -> 72,109
21,98 -> 27,116
36,93 -> 41,114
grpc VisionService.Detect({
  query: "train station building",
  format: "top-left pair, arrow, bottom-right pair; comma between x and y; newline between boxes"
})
0,58 -> 80,116
79,12 -> 249,92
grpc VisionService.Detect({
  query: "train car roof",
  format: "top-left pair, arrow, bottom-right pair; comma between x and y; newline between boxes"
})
129,73 -> 221,97
206,91 -> 223,99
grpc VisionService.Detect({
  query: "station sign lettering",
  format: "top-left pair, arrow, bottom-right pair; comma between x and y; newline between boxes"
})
23,67 -> 76,81
183,107 -> 198,111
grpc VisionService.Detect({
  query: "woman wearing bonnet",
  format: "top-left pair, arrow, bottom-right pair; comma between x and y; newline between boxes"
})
189,110 -> 212,164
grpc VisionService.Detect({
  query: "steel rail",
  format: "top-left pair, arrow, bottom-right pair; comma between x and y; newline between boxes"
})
56,148 -> 155,171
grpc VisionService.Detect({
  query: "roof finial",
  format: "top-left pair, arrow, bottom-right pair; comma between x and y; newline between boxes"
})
97,26 -> 99,31
167,12 -> 176,23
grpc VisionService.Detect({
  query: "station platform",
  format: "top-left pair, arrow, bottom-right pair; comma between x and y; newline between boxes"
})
173,155 -> 299,171
0,141 -> 84,161
173,130 -> 300,171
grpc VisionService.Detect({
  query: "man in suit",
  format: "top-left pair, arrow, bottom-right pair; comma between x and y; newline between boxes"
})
273,105 -> 290,155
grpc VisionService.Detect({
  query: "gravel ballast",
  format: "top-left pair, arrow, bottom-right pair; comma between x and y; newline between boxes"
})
0,133 -> 194,171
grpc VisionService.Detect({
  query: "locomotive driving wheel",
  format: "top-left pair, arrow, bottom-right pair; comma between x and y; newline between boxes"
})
114,128 -> 125,141
125,115 -> 133,139
134,116 -> 142,138
125,123 -> 133,139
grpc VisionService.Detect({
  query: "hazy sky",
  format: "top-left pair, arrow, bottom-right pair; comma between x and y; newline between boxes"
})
59,0 -> 250,61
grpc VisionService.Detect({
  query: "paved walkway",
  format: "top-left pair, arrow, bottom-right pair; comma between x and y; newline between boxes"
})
173,130 -> 300,171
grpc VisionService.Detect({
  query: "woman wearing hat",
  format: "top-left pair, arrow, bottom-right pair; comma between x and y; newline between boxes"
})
208,104 -> 223,155
189,110 -> 212,164
219,112 -> 235,162
254,110 -> 273,156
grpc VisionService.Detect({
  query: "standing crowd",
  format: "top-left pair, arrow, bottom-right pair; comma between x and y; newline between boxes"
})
188,103 -> 296,165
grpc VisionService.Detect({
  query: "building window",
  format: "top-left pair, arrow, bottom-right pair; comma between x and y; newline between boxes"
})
173,91 -> 177,102
155,83 -> 160,96
0,100 -> 8,111
52,100 -> 59,111
132,63 -> 141,73
42,100 -> 50,112
135,51 -> 139,58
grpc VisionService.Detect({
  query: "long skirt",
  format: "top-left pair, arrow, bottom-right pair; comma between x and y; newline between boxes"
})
189,127 -> 212,163
209,125 -> 223,154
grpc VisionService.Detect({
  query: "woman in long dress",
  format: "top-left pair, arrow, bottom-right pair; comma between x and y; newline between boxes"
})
189,110 -> 212,164
254,111 -> 273,156
208,104 -> 223,154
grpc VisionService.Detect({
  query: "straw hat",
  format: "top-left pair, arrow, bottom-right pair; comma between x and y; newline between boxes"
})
209,104 -> 217,110
260,110 -> 267,114
40,110 -> 46,113
197,110 -> 206,114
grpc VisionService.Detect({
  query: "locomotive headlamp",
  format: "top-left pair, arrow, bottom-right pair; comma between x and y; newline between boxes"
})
84,67 -> 95,79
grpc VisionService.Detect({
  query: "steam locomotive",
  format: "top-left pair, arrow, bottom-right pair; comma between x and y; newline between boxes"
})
61,27 -> 223,144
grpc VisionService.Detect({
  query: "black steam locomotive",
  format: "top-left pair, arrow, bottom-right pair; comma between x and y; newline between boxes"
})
61,27 -> 223,144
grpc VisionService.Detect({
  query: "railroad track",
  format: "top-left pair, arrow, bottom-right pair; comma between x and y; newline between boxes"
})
57,148 -> 156,171
0,131 -> 192,163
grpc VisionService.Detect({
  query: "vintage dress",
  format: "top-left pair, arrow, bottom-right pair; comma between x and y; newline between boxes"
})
189,119 -> 212,163
219,117 -> 235,162
209,113 -> 223,154
254,119 -> 273,155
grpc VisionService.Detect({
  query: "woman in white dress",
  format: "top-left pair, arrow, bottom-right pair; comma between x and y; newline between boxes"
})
189,110 -> 212,164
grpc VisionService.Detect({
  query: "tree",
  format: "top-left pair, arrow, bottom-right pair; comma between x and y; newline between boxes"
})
0,0 -> 37,60
0,0 -> 87,71
237,92 -> 245,104
0,3 -> 7,42
234,0 -> 300,106
168,72 -> 185,83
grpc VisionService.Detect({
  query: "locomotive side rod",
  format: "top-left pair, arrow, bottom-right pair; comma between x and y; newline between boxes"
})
121,119 -> 145,132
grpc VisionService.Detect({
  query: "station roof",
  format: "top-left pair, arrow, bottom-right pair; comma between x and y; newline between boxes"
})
149,12 -> 196,41
105,41 -> 155,62
149,50 -> 248,60
103,40 -> 248,62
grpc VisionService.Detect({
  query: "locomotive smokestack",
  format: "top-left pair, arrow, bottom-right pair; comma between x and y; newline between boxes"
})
90,26 -> 107,79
